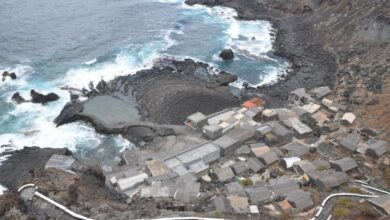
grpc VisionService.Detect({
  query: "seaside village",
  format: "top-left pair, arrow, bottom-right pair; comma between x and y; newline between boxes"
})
41,86 -> 390,219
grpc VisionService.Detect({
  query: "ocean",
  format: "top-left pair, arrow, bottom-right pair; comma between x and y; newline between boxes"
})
0,0 -> 287,167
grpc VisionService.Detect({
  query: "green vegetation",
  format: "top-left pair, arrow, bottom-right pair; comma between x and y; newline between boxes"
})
384,168 -> 390,185
333,207 -> 351,218
213,211 -> 224,218
239,179 -> 253,187
337,198 -> 355,208
346,187 -> 364,194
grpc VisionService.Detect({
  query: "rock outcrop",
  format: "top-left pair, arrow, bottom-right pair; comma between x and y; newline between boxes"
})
2,71 -> 17,81
11,92 -> 26,104
219,48 -> 234,60
30,90 -> 60,104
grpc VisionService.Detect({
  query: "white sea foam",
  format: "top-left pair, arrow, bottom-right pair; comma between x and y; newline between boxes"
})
0,65 -> 34,92
0,184 -> 7,195
230,62 -> 289,88
84,58 -> 97,65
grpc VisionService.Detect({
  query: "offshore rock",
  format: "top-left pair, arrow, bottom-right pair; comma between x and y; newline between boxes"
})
219,48 -> 234,60
30,90 -> 60,104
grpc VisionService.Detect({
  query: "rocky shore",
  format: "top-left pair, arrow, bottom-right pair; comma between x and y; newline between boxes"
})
1,0 -> 389,219
186,0 -> 390,139
55,58 -> 239,144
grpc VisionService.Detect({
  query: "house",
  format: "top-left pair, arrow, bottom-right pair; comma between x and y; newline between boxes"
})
236,145 -> 251,155
289,88 -> 310,105
262,109 -> 278,121
140,181 -> 171,198
281,141 -> 309,157
225,182 -> 246,196
269,122 -> 293,141
321,98 -> 347,112
214,196 -> 233,213
227,195 -> 250,213
45,154 -> 75,171
242,97 -> 265,109
332,157 -> 358,172
301,102 -> 321,114
338,133 -> 361,152
296,160 -> 316,174
341,112 -> 356,126
145,160 -> 171,177
213,135 -> 241,156
311,110 -> 330,126
255,124 -> 272,140
321,122 -> 339,134
309,170 -> 349,191
164,142 -> 220,176
258,151 -> 279,166
186,112 -> 208,130
367,194 -> 390,215
275,108 -> 299,120
231,161 -> 249,175
290,106 -> 309,118
246,157 -> 265,173
310,86 -> 331,100
282,118 -> 312,138
286,189 -> 314,211
145,172 -> 178,186
244,107 -> 263,122
202,124 -> 223,140
214,166 -> 235,182
174,182 -> 200,203
245,186 -> 272,204
188,160 -> 209,175
117,172 -> 149,191
227,126 -> 256,143
250,143 -> 270,157
281,157 -> 301,169
269,176 -> 300,196
311,159 -> 331,170
366,140 -> 389,158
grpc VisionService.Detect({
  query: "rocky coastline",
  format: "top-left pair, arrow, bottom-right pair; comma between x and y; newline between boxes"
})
186,0 -> 338,102
1,0 -> 389,219
54,58 -> 239,145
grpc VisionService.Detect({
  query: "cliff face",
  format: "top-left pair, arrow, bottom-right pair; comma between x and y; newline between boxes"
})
187,0 -> 390,139
308,0 -> 390,139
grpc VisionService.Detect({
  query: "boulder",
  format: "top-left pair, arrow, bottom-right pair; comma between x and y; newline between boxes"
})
215,71 -> 238,86
96,79 -> 109,94
9,72 -> 17,80
30,90 -> 60,104
11,92 -> 26,104
1,71 -> 16,80
70,93 -> 79,101
219,49 -> 234,60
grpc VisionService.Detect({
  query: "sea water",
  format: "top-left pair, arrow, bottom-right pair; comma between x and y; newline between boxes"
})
0,0 -> 288,166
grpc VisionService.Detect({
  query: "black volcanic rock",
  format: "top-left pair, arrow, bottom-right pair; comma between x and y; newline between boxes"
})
2,71 -> 17,81
0,146 -> 71,189
30,90 -> 60,104
9,72 -> 17,80
219,49 -> 234,60
54,102 -> 84,126
11,92 -> 26,104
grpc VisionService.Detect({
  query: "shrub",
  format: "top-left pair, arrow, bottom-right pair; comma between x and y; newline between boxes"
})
333,207 -> 351,218
239,179 -> 253,187
346,187 -> 364,194
384,168 -> 390,185
213,211 -> 224,218
337,198 -> 355,208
